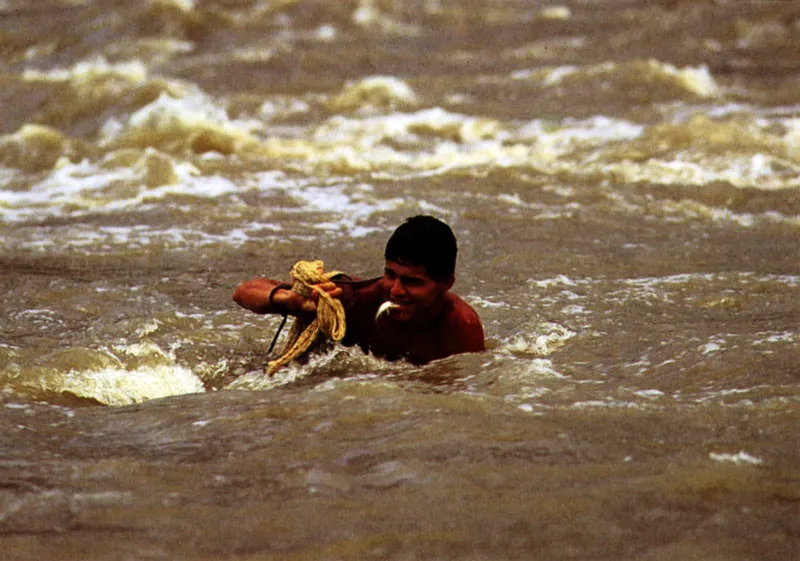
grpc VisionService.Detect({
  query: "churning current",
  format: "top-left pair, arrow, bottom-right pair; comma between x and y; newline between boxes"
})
1,1 -> 798,560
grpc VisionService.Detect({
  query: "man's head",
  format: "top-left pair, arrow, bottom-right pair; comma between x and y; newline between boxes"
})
380,216 -> 457,323
384,215 -> 457,281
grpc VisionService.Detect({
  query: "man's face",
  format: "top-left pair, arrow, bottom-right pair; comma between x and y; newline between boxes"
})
380,260 -> 453,323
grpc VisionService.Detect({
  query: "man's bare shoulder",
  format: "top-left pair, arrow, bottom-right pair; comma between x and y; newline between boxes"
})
445,292 -> 481,319
443,293 -> 485,352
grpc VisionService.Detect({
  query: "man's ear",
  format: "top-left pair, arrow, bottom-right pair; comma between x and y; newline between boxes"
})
440,274 -> 455,292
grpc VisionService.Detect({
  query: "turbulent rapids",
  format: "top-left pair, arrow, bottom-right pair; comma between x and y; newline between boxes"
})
1,1 -> 798,560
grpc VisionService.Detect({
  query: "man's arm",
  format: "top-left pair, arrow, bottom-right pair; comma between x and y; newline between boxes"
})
233,278 -> 343,316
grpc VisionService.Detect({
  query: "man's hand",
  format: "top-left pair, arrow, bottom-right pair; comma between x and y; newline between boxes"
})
274,281 -> 343,315
307,281 -> 343,311
233,276 -> 343,316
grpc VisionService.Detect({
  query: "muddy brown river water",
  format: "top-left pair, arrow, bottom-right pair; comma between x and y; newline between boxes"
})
1,1 -> 799,559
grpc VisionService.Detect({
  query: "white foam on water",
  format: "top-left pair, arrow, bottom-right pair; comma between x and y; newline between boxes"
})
709,451 -> 764,466
560,112 -> 800,195
468,296 -> 506,309
634,389 -> 666,400
0,159 -> 132,220
662,201 -> 765,228
539,6 -> 572,20
663,62 -> 720,98
102,90 -> 260,151
328,75 -> 418,111
622,273 -> 717,286
226,364 -> 311,392
0,153 -> 241,225
152,0 -> 195,12
250,172 -> 410,238
752,331 -> 796,346
560,304 -> 590,316
313,107 -> 503,147
513,59 -> 720,98
289,183 -> 404,237
226,346 -> 397,392
699,336 -> 728,355
3,403 -> 30,410
7,225 -> 206,251
511,65 -> 578,85
678,384 -> 795,408
17,220 -> 279,252
584,154 -> 800,191
541,115 -> 644,144
530,274 -> 585,289
571,399 -> 647,410
291,106 -> 566,175
501,322 -> 576,358
351,3 -> 421,36
58,364 -> 205,406
783,118 -> 800,161
527,358 -> 566,378
260,98 -> 311,120
23,56 -> 149,88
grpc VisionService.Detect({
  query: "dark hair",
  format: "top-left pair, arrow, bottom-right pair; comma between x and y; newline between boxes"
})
384,215 -> 457,280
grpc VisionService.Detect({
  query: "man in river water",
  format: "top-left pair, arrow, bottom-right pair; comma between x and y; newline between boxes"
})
233,215 -> 485,365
